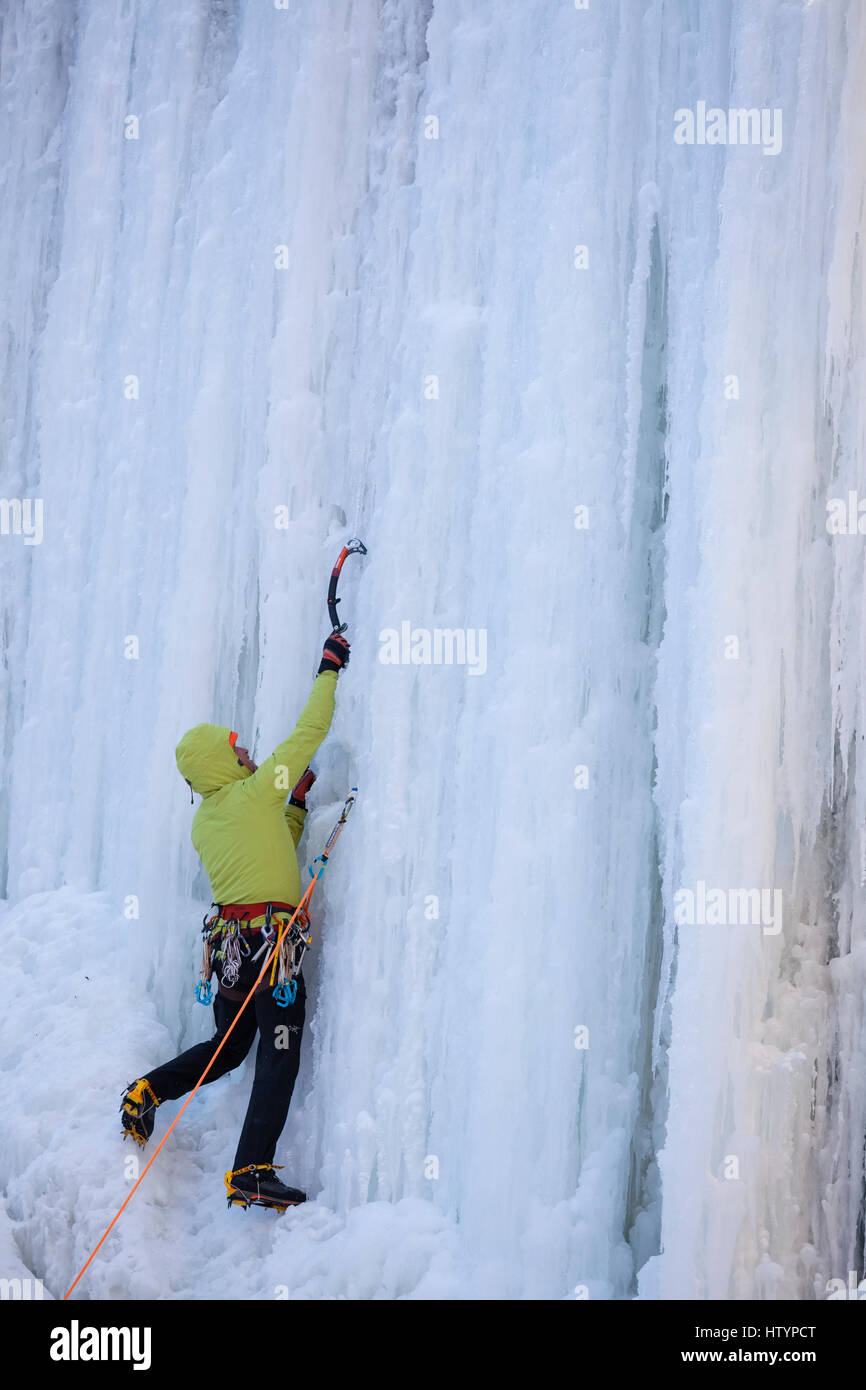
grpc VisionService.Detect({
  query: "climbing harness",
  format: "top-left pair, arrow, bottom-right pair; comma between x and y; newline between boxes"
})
196,900 -> 313,1008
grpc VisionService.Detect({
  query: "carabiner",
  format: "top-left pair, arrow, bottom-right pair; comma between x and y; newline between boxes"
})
273,978 -> 297,1007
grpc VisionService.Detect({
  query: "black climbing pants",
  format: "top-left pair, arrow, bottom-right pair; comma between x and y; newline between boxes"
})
146,939 -> 306,1172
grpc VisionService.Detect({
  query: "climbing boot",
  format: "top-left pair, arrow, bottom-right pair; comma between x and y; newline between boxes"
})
225,1164 -> 306,1212
120,1078 -> 160,1148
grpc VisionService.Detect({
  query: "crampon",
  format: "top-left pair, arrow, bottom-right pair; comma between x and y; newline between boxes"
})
120,1078 -> 160,1149
225,1164 -> 306,1213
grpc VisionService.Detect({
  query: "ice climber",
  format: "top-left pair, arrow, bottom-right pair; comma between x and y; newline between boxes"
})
120,631 -> 351,1211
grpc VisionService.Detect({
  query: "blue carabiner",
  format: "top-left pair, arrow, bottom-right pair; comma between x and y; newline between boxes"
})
273,978 -> 297,1007
195,980 -> 213,1006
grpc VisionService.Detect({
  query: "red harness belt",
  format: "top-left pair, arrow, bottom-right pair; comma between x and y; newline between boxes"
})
216,900 -> 297,925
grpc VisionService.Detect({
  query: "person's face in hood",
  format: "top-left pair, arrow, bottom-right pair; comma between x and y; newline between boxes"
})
175,724 -> 257,797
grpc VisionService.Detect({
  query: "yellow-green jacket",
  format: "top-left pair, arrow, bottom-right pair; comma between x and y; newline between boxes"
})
175,671 -> 337,910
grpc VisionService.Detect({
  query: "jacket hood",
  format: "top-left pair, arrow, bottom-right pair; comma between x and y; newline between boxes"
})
175,723 -> 251,797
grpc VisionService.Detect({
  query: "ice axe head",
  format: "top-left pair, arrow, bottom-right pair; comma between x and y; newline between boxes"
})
328,538 -> 367,634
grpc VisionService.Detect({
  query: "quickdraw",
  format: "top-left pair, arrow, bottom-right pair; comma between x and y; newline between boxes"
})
221,921 -> 251,988
250,901 -> 277,960
266,903 -> 311,1007
273,979 -> 297,1007
195,907 -> 221,1004
309,788 -> 357,880
194,908 -> 254,1003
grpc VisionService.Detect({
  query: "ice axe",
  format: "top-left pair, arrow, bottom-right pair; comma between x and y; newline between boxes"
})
327,538 -> 367,634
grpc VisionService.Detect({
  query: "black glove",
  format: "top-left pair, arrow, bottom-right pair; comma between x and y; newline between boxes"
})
318,633 -> 350,673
